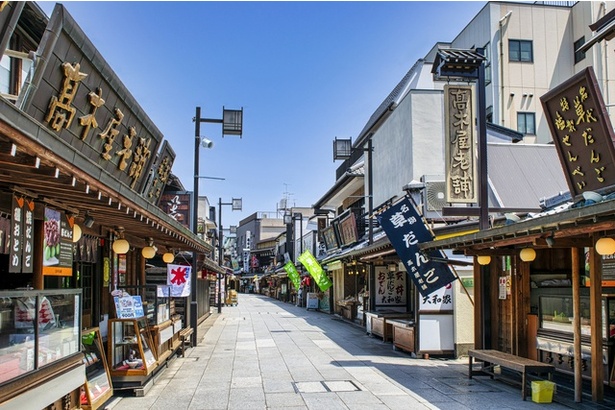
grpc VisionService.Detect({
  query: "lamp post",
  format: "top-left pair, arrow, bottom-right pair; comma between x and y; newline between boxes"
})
217,197 -> 242,313
192,106 -> 243,344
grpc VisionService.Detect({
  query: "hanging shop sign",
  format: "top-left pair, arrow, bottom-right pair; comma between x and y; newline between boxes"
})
338,212 -> 359,247
298,250 -> 332,292
42,207 -> 74,276
20,4 -> 164,197
159,191 -> 192,229
444,85 -> 477,203
167,264 -> 192,297
541,66 -> 615,198
9,194 -> 24,273
377,197 -> 456,297
321,224 -> 340,251
283,261 -> 301,290
6,195 -> 33,272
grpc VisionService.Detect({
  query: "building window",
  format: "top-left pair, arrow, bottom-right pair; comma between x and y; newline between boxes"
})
484,42 -> 491,86
509,39 -> 533,62
574,36 -> 586,64
517,112 -> 536,135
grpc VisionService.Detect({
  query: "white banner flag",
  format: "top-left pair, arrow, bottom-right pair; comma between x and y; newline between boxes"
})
167,264 -> 192,297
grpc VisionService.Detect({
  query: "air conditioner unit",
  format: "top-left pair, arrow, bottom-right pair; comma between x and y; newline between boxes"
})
420,175 -> 448,221
425,181 -> 447,212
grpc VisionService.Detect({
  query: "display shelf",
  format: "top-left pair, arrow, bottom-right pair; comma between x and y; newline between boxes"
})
80,328 -> 113,410
107,318 -> 158,385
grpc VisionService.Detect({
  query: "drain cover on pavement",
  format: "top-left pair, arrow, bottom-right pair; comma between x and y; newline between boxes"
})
324,380 -> 361,392
293,381 -> 328,393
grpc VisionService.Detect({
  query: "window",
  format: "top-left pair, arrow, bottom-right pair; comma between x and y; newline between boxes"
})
486,105 -> 493,124
509,39 -> 533,62
574,37 -> 586,64
484,42 -> 491,85
517,112 -> 536,135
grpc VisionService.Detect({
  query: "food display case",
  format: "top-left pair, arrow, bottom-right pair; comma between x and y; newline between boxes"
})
536,294 -> 615,384
107,318 -> 158,387
0,289 -> 82,385
365,311 -> 412,342
80,328 -> 112,409
388,318 -> 415,353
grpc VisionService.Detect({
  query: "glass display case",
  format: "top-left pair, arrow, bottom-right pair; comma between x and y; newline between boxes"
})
0,289 -> 81,385
80,328 -> 112,409
107,318 -> 158,384
537,294 -> 615,384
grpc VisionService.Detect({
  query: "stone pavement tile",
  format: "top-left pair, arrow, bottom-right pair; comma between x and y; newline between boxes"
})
227,387 -> 266,409
300,392 -> 349,409
263,379 -> 296,393
358,381 -> 410,396
265,391 -> 307,407
188,391 -> 229,410
336,390 -> 385,406
108,395 -> 159,410
448,391 -> 568,410
231,375 -> 262,388
377,394 -> 436,410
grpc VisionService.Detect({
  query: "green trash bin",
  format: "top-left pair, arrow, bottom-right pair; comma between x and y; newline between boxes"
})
531,380 -> 556,403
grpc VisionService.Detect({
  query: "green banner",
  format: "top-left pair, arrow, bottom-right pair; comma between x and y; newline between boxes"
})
298,250 -> 332,292
284,261 -> 301,290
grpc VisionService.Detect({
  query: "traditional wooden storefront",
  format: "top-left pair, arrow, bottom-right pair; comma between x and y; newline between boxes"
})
0,3 -> 214,408
421,198 -> 615,402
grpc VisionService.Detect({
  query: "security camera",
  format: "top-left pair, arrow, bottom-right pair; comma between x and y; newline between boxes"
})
201,138 -> 214,149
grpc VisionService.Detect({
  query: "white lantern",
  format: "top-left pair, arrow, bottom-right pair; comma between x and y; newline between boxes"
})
162,252 -> 175,263
113,238 -> 130,254
476,255 -> 491,266
596,237 -> 615,255
142,246 -> 156,259
519,248 -> 536,262
72,224 -> 82,243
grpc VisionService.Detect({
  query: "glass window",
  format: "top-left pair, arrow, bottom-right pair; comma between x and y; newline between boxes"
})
517,112 -> 536,135
484,42 -> 491,86
0,55 -> 11,95
509,39 -> 533,62
574,37 -> 586,64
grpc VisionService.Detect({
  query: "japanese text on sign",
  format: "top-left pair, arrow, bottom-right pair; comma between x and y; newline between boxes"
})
541,67 -> 615,197
445,85 -> 476,203
378,197 -> 456,297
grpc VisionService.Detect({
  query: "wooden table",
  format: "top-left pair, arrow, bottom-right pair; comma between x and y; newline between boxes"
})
468,349 -> 555,400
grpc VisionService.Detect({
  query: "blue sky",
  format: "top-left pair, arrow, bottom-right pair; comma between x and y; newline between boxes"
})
37,1 -> 486,228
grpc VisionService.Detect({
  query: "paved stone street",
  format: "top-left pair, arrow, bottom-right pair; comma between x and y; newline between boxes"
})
107,294 -> 605,410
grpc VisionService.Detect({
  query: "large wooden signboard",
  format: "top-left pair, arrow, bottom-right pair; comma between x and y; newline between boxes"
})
540,67 -> 615,198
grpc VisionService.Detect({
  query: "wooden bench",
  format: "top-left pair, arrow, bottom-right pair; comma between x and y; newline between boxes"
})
469,349 -> 554,400
178,327 -> 194,357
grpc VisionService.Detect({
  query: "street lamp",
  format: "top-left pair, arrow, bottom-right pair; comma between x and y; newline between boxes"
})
218,197 -> 242,313
192,106 -> 243,345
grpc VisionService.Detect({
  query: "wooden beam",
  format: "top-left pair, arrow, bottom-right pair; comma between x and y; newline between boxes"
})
532,238 -> 593,248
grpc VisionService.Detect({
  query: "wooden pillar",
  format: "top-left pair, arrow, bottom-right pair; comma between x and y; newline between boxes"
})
473,257 -> 484,349
516,256 -> 531,358
571,247 -> 582,402
589,246 -> 604,401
